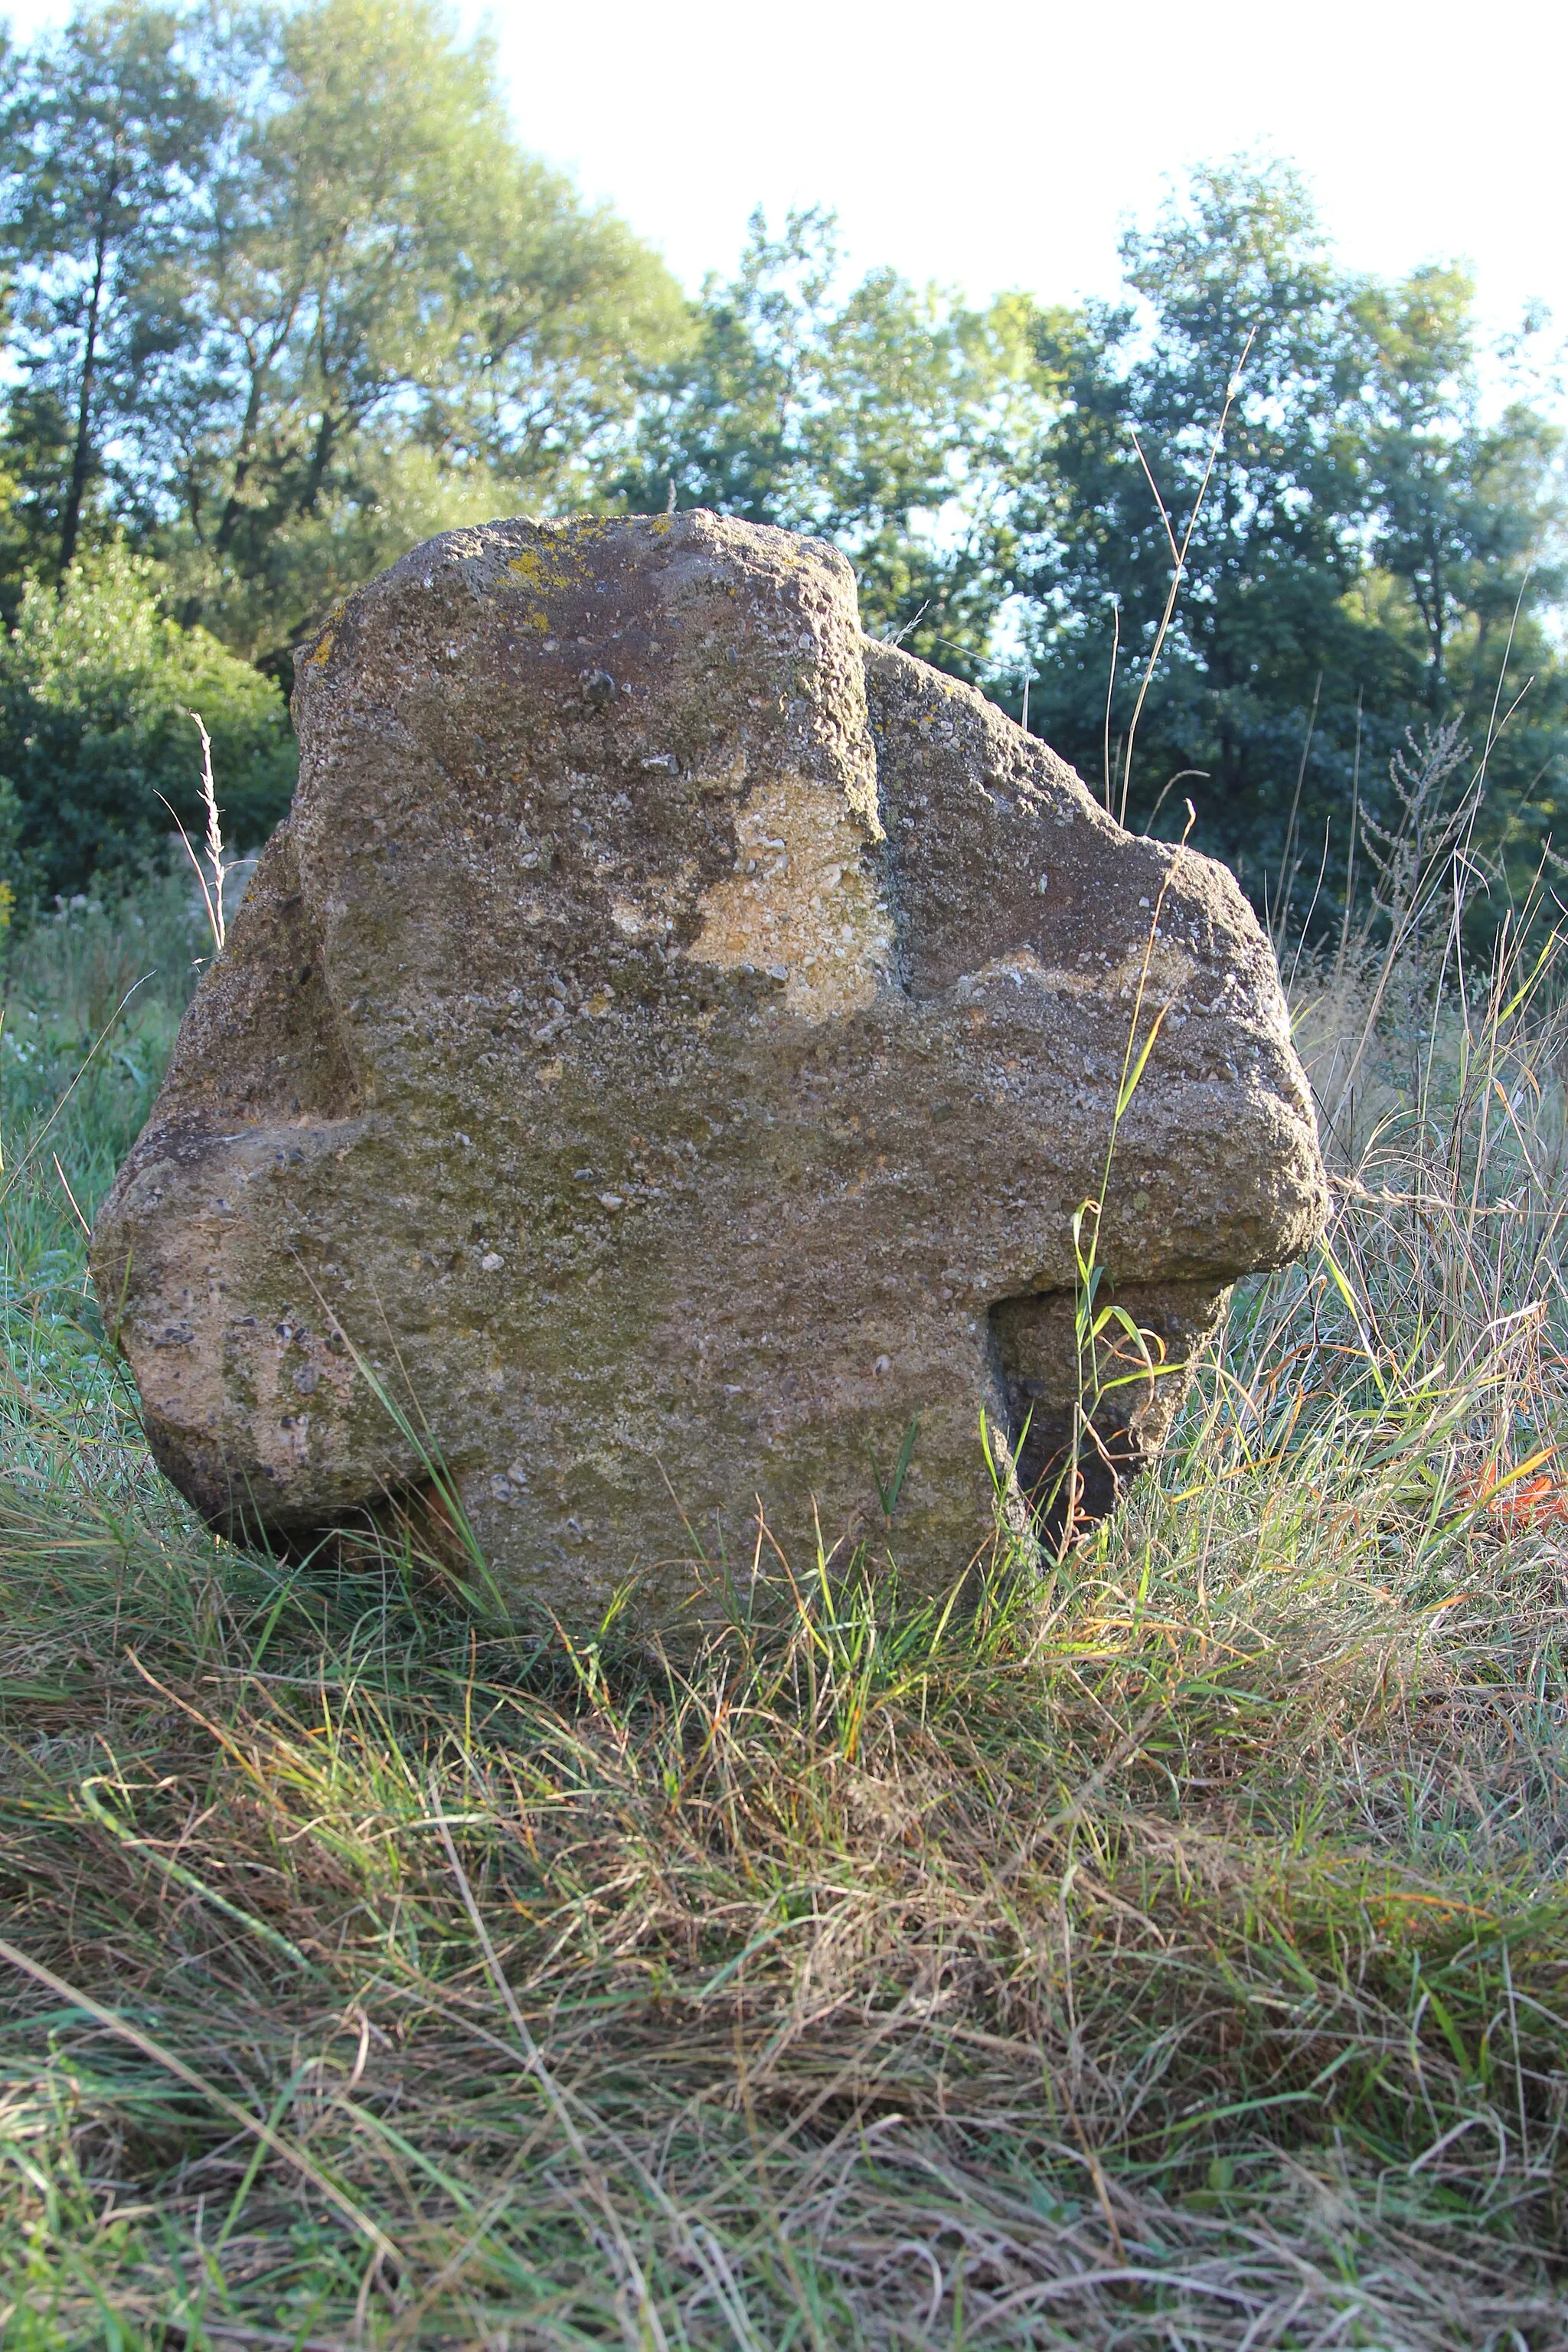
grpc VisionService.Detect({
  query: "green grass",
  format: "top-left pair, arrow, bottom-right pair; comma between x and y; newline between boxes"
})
2,877 -> 1568,2347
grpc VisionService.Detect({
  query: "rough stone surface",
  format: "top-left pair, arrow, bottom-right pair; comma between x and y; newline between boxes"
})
90,511 -> 1327,1635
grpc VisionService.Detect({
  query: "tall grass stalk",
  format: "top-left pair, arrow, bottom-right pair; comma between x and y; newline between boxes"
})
157,710 -> 230,957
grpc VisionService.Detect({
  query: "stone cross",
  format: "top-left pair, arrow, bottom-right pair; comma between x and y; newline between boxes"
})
91,512 -> 1326,1636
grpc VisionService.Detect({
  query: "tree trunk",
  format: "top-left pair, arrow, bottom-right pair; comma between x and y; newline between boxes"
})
301,404 -> 337,514
213,368 -> 266,556
214,303 -> 302,556
59,217 -> 109,577
1427,541 -> 1447,711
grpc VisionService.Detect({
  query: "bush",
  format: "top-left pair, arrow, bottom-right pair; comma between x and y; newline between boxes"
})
0,545 -> 297,899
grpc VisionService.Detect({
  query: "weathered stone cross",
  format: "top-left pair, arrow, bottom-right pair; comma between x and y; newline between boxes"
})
92,513 -> 1325,1635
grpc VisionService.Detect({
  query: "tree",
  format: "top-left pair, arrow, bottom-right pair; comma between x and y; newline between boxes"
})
131,0 -> 688,661
616,210 -> 1049,673
1004,161 -> 1566,915
1011,163 -> 1373,857
0,0 -> 688,662
0,2 -> 216,577
1354,267 -> 1565,712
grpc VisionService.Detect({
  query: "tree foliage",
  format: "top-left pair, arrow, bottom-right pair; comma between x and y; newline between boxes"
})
0,8 -> 1562,916
0,1 -> 217,582
1010,162 -> 1566,905
0,0 -> 688,665
0,545 -> 296,893
615,209 -> 1052,673
152,0 -> 688,659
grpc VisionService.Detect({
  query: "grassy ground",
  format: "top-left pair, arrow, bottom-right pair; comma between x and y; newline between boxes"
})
2,877 -> 1567,2348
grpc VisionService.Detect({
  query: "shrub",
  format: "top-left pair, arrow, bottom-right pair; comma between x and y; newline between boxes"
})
0,545 -> 296,899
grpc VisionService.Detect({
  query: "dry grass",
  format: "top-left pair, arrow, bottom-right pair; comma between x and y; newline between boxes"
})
2,876 -> 1568,2348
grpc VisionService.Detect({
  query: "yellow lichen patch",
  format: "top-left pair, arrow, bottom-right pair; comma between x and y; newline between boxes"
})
304,602 -> 346,669
686,776 -> 895,1021
505,532 -> 592,606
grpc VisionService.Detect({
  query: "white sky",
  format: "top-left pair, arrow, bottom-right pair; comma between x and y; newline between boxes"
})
8,0 -> 1567,375
471,0 -> 1568,358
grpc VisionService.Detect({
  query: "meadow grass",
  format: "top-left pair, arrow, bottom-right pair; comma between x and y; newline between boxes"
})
2,876 -> 1567,2348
